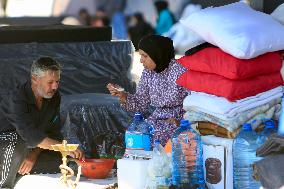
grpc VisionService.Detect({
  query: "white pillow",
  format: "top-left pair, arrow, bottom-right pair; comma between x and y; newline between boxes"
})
181,2 -> 284,59
165,4 -> 204,54
271,3 -> 284,25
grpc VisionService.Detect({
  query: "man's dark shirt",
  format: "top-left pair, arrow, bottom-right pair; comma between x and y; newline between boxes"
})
0,81 -> 62,148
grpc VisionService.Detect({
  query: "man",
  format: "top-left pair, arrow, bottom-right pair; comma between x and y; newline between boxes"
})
0,57 -> 84,188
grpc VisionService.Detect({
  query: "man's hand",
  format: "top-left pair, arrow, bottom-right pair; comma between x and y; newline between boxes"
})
68,148 -> 85,160
18,148 -> 42,175
37,137 -> 85,160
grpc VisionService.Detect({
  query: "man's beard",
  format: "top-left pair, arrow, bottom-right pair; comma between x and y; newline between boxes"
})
37,85 -> 55,99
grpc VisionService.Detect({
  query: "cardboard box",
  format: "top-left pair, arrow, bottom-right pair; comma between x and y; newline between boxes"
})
202,136 -> 233,189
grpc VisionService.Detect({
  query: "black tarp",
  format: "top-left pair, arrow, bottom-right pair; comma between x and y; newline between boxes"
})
0,40 -> 135,95
0,25 -> 112,43
0,17 -> 63,26
60,93 -> 133,158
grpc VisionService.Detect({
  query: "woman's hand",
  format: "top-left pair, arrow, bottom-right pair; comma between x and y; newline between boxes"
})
107,83 -> 128,103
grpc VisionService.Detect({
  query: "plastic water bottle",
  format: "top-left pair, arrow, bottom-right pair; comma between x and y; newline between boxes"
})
278,97 -> 284,136
171,120 -> 205,188
128,112 -> 144,131
125,112 -> 152,151
258,119 -> 276,144
233,123 -> 262,189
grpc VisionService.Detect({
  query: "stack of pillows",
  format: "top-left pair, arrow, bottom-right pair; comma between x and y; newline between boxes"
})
176,2 -> 284,137
177,46 -> 282,101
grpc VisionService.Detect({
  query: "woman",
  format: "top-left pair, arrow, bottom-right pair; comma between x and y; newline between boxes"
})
107,35 -> 187,145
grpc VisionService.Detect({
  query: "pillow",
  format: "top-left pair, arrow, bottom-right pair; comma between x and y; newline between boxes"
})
176,70 -> 283,101
177,47 -> 282,79
165,4 -> 205,54
180,2 -> 284,59
271,3 -> 284,25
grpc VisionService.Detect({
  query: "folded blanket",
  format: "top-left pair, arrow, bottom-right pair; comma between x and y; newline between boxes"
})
197,122 -> 239,139
184,101 -> 281,132
183,86 -> 283,119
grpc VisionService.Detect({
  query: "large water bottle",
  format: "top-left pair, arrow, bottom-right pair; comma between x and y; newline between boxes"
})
258,119 -> 277,144
128,112 -> 144,131
278,97 -> 284,136
125,112 -> 152,151
233,123 -> 262,189
172,120 -> 205,188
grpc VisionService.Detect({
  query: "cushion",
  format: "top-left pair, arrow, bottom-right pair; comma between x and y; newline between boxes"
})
271,3 -> 284,25
177,47 -> 282,79
176,70 -> 283,101
180,2 -> 284,59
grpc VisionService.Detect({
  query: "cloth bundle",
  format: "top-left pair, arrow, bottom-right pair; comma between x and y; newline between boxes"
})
184,99 -> 281,132
253,134 -> 284,189
197,122 -> 239,139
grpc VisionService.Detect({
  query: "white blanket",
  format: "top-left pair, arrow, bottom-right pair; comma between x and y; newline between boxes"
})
14,174 -> 117,189
183,86 -> 283,119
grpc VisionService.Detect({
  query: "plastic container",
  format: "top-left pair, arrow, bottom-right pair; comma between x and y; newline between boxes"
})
125,112 -> 152,151
278,97 -> 284,135
233,123 -> 262,189
258,119 -> 276,144
146,140 -> 171,189
117,159 -> 150,189
171,120 -> 205,188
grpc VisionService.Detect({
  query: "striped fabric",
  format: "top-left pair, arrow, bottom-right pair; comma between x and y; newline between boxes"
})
0,132 -> 18,187
0,131 -> 28,189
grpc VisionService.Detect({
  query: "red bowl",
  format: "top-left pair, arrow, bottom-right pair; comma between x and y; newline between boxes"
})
80,158 -> 115,179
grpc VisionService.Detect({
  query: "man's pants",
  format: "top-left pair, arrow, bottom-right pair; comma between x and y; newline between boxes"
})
0,132 -> 62,189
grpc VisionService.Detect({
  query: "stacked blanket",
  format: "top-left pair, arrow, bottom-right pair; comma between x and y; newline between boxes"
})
175,2 -> 284,138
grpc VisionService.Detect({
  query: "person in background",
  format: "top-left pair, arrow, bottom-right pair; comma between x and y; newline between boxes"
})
92,7 -> 110,27
111,2 -> 128,39
78,8 -> 92,26
154,0 -> 175,35
0,57 -> 84,188
107,35 -> 187,145
128,12 -> 154,50
92,15 -> 110,27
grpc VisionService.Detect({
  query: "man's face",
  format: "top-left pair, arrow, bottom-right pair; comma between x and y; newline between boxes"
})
33,71 -> 60,99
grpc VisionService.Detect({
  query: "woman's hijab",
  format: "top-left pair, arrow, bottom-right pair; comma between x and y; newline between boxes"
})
138,35 -> 175,73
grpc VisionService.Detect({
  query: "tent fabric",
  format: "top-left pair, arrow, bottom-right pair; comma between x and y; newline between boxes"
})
0,25 -> 111,44
60,93 -> 133,158
0,40 -> 135,96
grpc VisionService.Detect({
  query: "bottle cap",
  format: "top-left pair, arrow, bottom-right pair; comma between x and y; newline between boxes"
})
264,119 -> 276,129
154,140 -> 161,146
180,119 -> 190,128
242,123 -> 252,131
134,112 -> 143,121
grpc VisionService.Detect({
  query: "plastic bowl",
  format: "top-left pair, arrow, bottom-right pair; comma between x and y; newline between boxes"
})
80,158 -> 115,179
